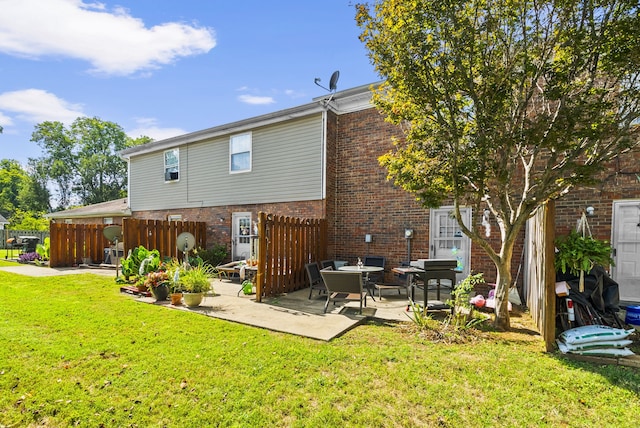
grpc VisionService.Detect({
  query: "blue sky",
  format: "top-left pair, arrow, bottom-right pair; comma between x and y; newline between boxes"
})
0,0 -> 379,165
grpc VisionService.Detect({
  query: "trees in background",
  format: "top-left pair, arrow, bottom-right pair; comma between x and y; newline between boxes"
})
0,117 -> 150,228
31,117 -> 151,210
0,159 -> 51,230
0,159 -> 26,220
357,0 -> 640,329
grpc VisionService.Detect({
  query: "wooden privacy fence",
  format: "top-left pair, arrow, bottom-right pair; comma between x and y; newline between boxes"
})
49,219 -> 207,268
121,218 -> 206,260
525,200 -> 557,351
255,212 -> 327,301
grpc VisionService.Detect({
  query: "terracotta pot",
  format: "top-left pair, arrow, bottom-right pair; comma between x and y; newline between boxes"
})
170,293 -> 183,305
183,292 -> 204,308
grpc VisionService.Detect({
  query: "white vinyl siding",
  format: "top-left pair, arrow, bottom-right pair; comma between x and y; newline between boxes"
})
128,114 -> 324,211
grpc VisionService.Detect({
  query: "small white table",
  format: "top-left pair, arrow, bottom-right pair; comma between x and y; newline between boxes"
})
338,265 -> 384,300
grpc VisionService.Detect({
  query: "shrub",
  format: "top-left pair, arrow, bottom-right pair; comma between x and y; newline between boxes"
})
194,244 -> 228,267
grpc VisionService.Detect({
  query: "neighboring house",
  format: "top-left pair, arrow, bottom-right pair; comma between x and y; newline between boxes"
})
45,198 -> 131,225
120,83 -> 640,304
0,213 -> 8,230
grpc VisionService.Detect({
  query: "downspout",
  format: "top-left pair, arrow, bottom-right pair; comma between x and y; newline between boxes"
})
321,109 -> 327,212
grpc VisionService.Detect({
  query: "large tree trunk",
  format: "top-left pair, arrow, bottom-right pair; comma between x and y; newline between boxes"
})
493,258 -> 513,330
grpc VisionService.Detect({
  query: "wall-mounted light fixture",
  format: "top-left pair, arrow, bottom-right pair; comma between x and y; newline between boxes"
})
365,234 -> 372,243
585,206 -> 595,217
218,217 -> 225,222
404,229 -> 414,239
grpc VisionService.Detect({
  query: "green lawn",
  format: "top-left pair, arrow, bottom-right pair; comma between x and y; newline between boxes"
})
1,268 -> 639,427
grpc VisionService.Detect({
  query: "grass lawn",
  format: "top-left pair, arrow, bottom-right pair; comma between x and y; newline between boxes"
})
1,248 -> 20,260
1,266 -> 639,427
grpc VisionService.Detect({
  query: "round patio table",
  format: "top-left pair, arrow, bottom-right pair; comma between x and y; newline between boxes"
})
338,265 -> 384,300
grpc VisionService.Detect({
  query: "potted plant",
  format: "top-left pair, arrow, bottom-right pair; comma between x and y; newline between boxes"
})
120,246 -> 160,282
160,258 -> 185,305
144,270 -> 170,302
178,262 -> 217,307
555,230 -> 614,291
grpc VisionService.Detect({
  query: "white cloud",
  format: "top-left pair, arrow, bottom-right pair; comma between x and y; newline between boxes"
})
0,89 -> 85,125
127,117 -> 186,141
0,111 -> 14,127
0,0 -> 216,76
238,94 -> 276,105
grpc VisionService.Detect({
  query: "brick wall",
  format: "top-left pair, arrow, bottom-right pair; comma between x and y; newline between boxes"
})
330,107 -> 640,287
331,108 -> 432,281
554,153 -> 640,241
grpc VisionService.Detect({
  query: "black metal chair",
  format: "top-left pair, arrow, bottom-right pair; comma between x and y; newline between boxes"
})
363,255 -> 385,283
320,270 -> 367,314
320,260 -> 336,270
305,262 -> 327,299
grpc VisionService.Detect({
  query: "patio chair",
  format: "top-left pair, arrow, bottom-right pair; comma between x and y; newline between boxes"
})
320,270 -> 367,314
305,262 -> 327,299
363,255 -> 385,285
320,260 -> 336,270
216,260 -> 242,281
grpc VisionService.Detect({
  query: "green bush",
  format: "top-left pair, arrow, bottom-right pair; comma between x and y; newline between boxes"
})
194,243 -> 228,266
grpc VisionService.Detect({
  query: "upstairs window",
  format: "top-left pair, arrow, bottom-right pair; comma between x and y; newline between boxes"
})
230,133 -> 252,173
164,149 -> 179,181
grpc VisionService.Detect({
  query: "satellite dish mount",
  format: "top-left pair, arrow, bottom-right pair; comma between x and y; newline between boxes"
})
314,70 -> 340,103
176,232 -> 196,266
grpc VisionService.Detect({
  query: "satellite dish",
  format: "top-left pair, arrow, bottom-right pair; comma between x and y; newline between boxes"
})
314,70 -> 340,93
177,231 -> 196,266
329,70 -> 340,91
176,232 -> 196,252
103,225 -> 122,243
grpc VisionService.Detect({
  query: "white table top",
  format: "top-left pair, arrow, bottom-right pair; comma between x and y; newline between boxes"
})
338,265 -> 384,273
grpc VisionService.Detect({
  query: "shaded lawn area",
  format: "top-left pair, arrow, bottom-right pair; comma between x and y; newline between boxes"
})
1,267 -> 639,427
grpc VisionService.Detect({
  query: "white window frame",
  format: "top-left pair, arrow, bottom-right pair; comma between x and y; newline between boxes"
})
229,132 -> 252,174
164,148 -> 179,182
103,217 -> 113,225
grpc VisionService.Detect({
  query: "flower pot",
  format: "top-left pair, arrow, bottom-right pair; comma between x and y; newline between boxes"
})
151,284 -> 169,301
183,292 -> 204,307
170,292 -> 183,305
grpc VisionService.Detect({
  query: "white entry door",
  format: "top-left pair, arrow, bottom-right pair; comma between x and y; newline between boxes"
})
429,207 -> 472,281
232,212 -> 252,261
611,200 -> 640,302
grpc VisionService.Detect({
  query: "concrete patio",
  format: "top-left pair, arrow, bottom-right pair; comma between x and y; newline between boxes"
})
1,263 -> 453,341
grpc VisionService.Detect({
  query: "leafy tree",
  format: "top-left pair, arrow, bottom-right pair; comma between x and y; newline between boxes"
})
31,121 -> 76,209
18,159 -> 52,213
8,209 -> 49,231
0,159 -> 27,219
70,117 -> 131,205
31,117 -> 151,209
357,0 -> 640,329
